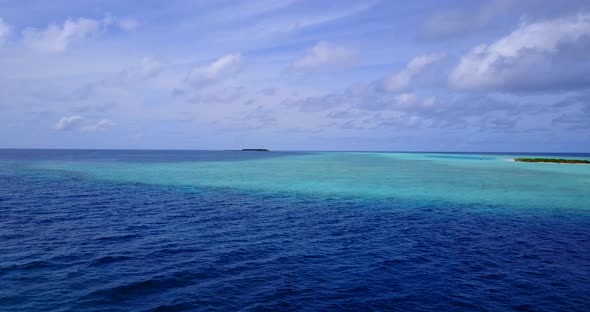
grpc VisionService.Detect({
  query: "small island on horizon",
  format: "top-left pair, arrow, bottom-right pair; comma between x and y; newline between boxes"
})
222,148 -> 270,152
241,148 -> 270,152
514,157 -> 590,164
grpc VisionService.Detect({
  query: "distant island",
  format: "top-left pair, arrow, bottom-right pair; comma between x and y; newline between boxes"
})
514,158 -> 590,164
241,149 -> 270,152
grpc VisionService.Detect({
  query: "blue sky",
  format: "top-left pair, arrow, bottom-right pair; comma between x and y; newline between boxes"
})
1,0 -> 589,152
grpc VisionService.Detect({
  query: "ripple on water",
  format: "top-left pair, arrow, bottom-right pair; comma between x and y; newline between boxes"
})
0,163 -> 589,311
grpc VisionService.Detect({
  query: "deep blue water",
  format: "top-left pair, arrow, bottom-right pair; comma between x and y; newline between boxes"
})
1,150 -> 589,311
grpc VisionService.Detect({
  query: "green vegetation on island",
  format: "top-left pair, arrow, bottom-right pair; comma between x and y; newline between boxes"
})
514,158 -> 590,164
241,149 -> 270,152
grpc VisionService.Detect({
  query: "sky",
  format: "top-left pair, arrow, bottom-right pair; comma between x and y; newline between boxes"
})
1,0 -> 590,152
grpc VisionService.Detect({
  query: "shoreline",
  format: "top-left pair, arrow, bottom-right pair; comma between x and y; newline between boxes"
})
512,157 -> 590,165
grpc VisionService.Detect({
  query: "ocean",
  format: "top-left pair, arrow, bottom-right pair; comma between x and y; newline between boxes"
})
1,149 -> 589,311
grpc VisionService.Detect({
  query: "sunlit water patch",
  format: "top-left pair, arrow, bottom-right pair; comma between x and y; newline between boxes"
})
17,151 -> 590,212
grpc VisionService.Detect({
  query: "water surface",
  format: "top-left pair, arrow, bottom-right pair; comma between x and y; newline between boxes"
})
1,150 -> 589,311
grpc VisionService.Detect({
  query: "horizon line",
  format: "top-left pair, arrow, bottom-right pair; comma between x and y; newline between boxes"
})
0,148 -> 589,154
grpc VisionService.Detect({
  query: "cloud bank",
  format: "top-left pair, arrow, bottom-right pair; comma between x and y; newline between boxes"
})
2,1 -> 590,151
449,13 -> 590,92
383,53 -> 445,92
55,116 -> 114,131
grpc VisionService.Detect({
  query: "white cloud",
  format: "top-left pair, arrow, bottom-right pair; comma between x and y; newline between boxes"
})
81,119 -> 114,131
383,53 -> 445,92
0,18 -> 11,45
237,2 -> 376,40
55,116 -> 113,131
117,18 -> 139,31
186,53 -> 242,85
394,93 -> 416,105
23,18 -> 102,52
107,57 -> 162,86
292,42 -> 356,71
137,57 -> 162,78
449,13 -> 590,91
55,115 -> 84,130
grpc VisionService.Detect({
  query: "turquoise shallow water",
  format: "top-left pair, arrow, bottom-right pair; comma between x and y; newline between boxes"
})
22,151 -> 590,212
1,150 -> 589,311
